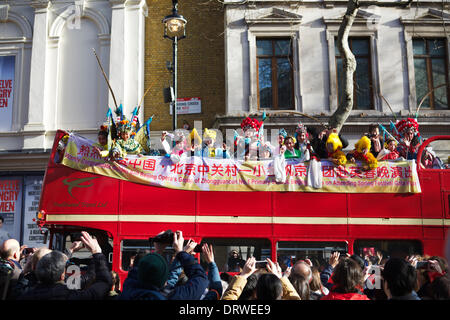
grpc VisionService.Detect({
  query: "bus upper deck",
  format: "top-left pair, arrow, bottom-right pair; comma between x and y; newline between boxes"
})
36,130 -> 450,279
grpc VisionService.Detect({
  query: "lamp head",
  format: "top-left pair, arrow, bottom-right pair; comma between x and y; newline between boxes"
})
163,15 -> 187,38
163,0 -> 187,39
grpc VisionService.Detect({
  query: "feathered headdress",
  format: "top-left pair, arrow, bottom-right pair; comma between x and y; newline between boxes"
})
355,136 -> 371,153
240,117 -> 262,131
394,118 -> 419,138
117,119 -> 132,134
114,104 -> 140,137
295,122 -> 309,141
296,123 -> 308,135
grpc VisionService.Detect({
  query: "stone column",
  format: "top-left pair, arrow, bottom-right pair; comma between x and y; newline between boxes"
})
108,0 -> 126,113
124,0 -> 147,123
108,0 -> 147,121
23,0 -> 50,148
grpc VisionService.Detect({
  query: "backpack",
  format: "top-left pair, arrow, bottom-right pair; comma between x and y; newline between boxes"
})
0,258 -> 14,300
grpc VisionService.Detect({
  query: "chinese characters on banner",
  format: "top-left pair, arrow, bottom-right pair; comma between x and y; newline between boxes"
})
62,133 -> 422,194
0,56 -> 15,131
23,177 -> 46,247
0,178 -> 22,243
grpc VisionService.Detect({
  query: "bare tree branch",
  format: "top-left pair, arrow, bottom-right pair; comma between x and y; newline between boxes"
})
328,0 -> 360,132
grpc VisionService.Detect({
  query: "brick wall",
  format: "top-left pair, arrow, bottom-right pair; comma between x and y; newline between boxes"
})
144,0 -> 225,131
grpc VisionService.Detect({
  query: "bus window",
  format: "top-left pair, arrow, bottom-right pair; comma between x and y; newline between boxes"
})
64,234 -> 93,267
353,240 -> 423,263
200,238 -> 271,273
50,228 -> 113,270
276,241 -> 348,271
120,239 -> 179,272
121,239 -> 152,271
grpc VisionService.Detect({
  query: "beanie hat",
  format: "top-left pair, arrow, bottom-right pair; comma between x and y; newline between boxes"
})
138,253 -> 169,289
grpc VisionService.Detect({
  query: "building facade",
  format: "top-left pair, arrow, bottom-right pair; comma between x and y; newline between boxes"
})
0,0 -> 148,244
219,0 -> 450,145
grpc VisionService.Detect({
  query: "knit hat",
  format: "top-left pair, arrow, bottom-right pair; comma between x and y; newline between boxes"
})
137,253 -> 169,289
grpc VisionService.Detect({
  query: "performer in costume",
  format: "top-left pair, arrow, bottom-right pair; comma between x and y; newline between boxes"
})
394,118 -> 422,160
161,130 -> 188,164
295,122 -> 322,188
421,147 -> 445,169
312,128 -> 349,159
110,119 -> 143,159
326,133 -> 347,166
278,128 -> 287,146
188,128 -> 202,156
281,136 -> 301,159
55,134 -> 69,163
294,122 -> 315,162
377,137 -> 401,161
197,128 -> 230,159
93,125 -> 110,158
347,136 -> 378,170
234,117 -> 263,161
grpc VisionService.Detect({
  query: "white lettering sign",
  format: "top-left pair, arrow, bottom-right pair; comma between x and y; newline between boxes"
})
170,97 -> 201,115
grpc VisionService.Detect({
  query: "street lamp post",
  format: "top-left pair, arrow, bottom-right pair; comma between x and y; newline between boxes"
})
163,0 -> 186,131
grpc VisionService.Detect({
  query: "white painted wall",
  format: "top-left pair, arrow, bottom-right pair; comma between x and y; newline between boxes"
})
57,18 -> 105,130
0,0 -> 147,153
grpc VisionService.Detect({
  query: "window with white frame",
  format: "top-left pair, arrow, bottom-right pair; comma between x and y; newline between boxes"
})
400,8 -> 450,112
244,8 -> 302,112
412,38 -> 449,110
256,38 -> 294,110
335,37 -> 374,110
324,10 -> 381,112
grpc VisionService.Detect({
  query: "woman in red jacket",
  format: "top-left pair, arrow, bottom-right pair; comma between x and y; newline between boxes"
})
320,258 -> 370,300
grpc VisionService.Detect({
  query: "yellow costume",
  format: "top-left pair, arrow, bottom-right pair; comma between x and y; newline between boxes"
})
353,136 -> 378,170
326,133 -> 347,166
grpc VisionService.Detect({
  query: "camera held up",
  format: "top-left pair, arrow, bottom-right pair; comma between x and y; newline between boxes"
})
149,229 -> 203,253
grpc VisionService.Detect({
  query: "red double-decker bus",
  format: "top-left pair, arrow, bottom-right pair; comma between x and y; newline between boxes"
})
36,130 -> 450,284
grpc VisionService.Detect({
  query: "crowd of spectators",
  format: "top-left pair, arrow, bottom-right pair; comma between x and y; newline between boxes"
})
1,229 -> 449,301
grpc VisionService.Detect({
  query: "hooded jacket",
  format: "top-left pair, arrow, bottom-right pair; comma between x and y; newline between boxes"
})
120,251 -> 208,300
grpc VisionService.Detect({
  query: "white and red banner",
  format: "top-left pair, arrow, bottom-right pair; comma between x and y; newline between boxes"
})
61,133 -> 422,193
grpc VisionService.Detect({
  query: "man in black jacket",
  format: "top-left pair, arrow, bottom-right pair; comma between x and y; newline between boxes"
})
308,127 -> 349,159
18,231 -> 112,300
120,230 -> 209,300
